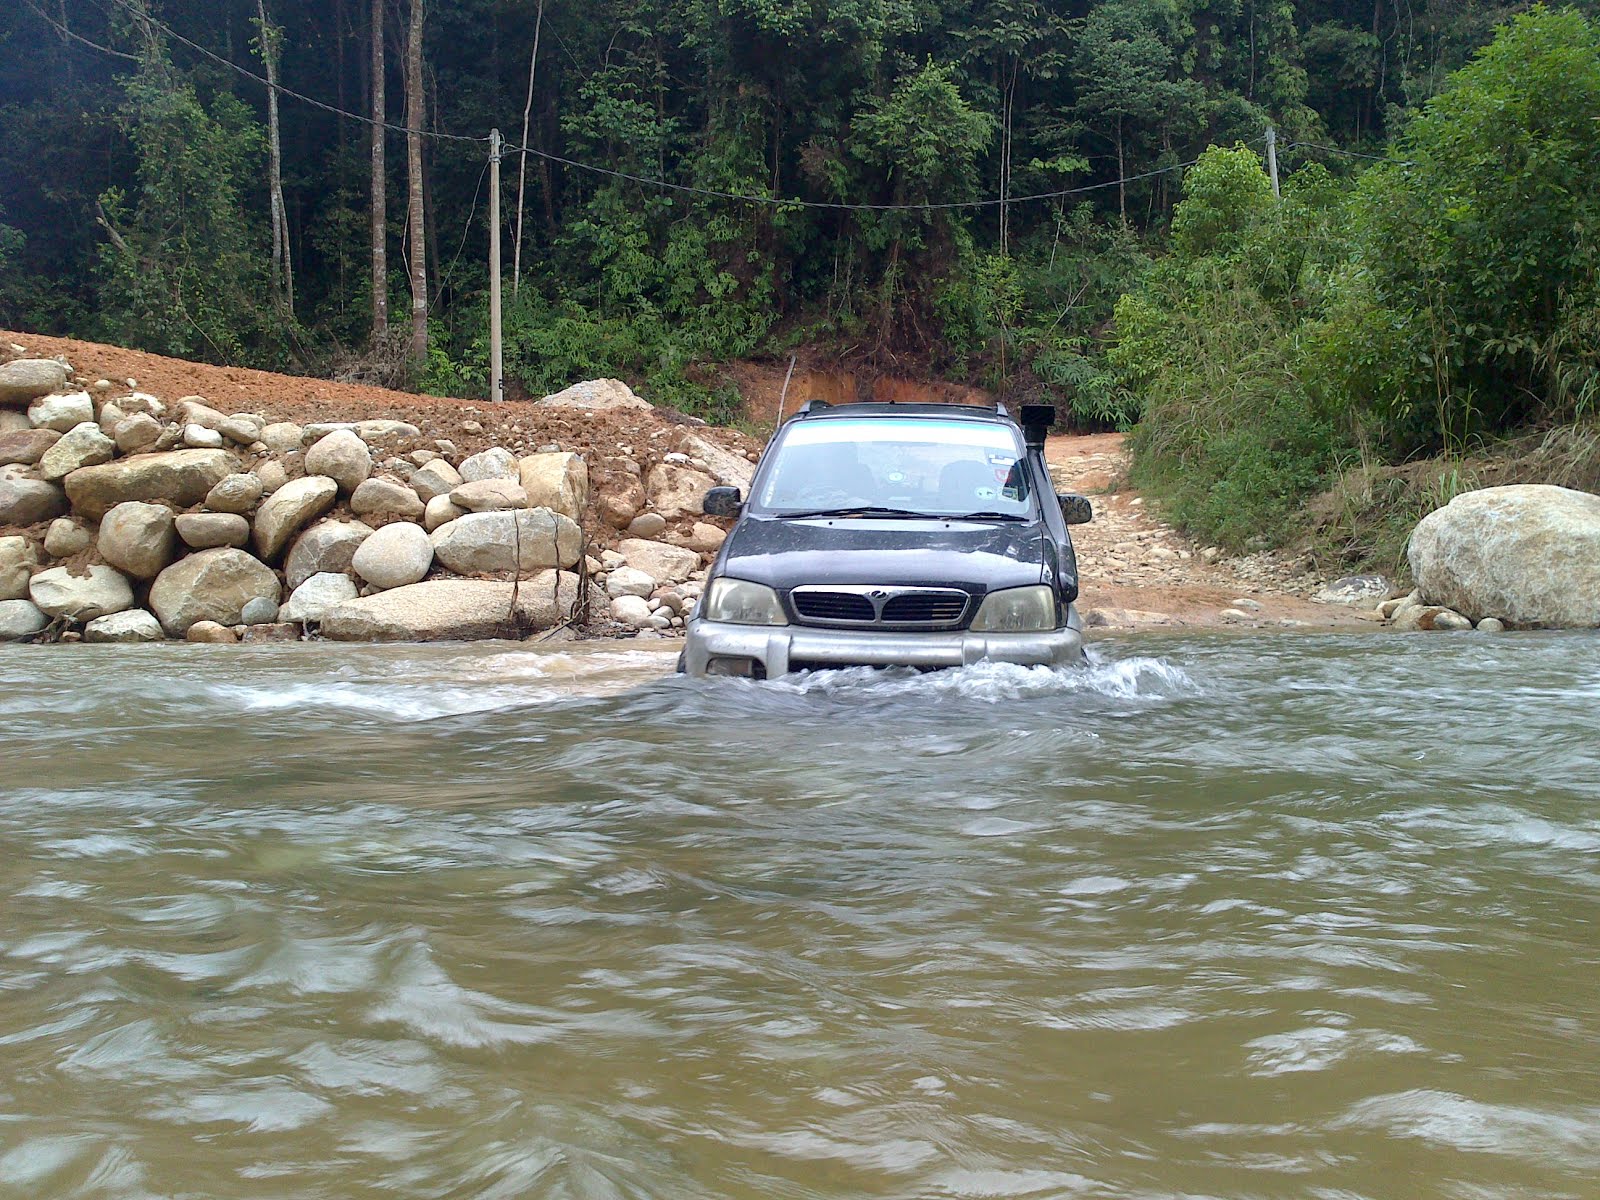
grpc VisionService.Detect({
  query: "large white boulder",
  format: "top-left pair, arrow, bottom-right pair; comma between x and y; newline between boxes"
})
320,572 -> 579,641
97,501 -> 177,579
350,477 -> 425,521
645,462 -> 717,519
1409,484 -> 1600,627
618,537 -> 701,584
303,429 -> 372,493
605,566 -> 656,598
149,547 -> 280,635
0,359 -> 70,406
458,447 -> 519,483
410,458 -> 463,502
0,535 -> 37,600
29,564 -> 134,621
83,609 -> 165,643
351,521 -> 433,589
38,421 -> 114,480
517,452 -> 589,520
285,519 -> 374,589
609,594 -> 653,628
535,379 -> 650,411
279,572 -> 360,623
63,449 -> 234,519
253,475 -> 338,560
429,509 -> 582,574
27,391 -> 94,432
673,431 -> 756,491
0,598 -> 49,639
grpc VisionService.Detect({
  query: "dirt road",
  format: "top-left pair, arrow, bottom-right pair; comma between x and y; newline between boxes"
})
1046,433 -> 1373,632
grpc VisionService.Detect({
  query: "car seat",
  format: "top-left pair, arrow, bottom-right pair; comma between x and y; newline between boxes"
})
773,441 -> 866,505
937,459 -> 1000,506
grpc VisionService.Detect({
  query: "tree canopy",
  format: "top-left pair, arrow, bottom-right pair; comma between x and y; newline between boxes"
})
0,0 -> 1576,414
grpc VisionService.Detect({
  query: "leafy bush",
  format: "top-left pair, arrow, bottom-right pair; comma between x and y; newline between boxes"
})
92,59 -> 289,365
1329,5 -> 1600,447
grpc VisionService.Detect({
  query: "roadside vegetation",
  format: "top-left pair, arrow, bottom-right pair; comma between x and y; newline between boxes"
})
1115,7 -> 1600,570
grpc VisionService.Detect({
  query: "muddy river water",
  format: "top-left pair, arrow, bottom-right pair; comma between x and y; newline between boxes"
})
1,634 -> 1598,1198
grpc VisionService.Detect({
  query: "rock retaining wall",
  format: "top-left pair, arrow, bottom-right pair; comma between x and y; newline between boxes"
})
1,351 -> 749,646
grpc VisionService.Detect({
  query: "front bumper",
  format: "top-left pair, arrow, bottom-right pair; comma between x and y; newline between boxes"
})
682,616 -> 1086,677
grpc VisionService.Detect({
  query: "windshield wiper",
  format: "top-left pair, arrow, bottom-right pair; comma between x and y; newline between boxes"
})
775,506 -> 943,520
953,510 -> 1031,522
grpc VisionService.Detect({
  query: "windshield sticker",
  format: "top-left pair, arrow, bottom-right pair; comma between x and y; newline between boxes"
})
973,486 -> 997,500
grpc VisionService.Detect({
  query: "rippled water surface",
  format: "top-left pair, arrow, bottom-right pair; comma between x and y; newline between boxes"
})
2,633 -> 1599,1199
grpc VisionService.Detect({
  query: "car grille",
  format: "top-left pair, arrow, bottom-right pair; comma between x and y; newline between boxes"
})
792,591 -> 876,623
882,592 -> 968,624
789,586 -> 971,630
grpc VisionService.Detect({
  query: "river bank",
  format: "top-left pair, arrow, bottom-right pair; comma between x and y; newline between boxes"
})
3,330 -> 1383,647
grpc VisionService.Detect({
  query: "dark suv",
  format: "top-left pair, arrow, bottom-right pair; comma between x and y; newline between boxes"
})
682,401 -> 1091,678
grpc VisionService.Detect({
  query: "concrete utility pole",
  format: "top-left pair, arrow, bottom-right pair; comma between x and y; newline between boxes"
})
1265,125 -> 1281,199
489,128 -> 504,403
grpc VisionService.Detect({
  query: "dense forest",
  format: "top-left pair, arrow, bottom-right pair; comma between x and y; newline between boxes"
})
4,0 -> 1599,560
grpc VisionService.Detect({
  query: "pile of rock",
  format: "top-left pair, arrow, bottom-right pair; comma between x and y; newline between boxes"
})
2,354 -> 748,645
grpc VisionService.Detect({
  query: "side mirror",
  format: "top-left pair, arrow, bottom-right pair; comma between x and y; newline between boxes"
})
1057,493 -> 1093,525
703,486 -> 743,517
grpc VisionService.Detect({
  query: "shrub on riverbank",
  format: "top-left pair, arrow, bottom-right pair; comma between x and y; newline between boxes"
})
1119,6 -> 1600,558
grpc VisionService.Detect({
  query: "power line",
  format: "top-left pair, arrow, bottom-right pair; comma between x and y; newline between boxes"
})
34,0 -> 1296,214
495,139 -> 1210,211
18,0 -> 140,62
85,0 -> 487,142
1287,140 -> 1404,164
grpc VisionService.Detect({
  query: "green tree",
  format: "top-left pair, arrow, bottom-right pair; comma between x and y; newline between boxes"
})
1072,0 -> 1203,224
93,51 -> 281,363
847,61 -> 995,346
1337,4 -> 1600,443
956,0 -> 1069,254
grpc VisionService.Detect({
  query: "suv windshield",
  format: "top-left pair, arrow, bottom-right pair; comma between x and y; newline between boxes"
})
755,416 -> 1034,519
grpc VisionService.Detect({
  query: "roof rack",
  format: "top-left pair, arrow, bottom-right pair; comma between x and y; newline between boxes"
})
794,399 -> 1011,419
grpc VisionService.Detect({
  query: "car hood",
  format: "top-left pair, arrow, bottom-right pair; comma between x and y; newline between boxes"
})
714,515 -> 1048,593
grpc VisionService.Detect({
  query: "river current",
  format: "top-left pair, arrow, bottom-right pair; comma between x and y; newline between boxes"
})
1,634 -> 1598,1199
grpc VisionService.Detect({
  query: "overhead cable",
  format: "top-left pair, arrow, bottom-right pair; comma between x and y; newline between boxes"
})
88,0 -> 488,142
29,1 -> 1326,212
19,0 -> 140,62
1287,140 -> 1405,164
494,140 -> 1209,211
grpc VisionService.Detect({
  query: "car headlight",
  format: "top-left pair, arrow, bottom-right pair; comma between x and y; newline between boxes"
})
969,585 -> 1057,632
700,577 -> 788,626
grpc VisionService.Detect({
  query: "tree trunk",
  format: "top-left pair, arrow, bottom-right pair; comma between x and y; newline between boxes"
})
1000,63 -> 1015,256
369,0 -> 388,343
1117,116 -> 1127,226
512,0 -> 544,297
256,0 -> 293,319
405,0 -> 427,363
